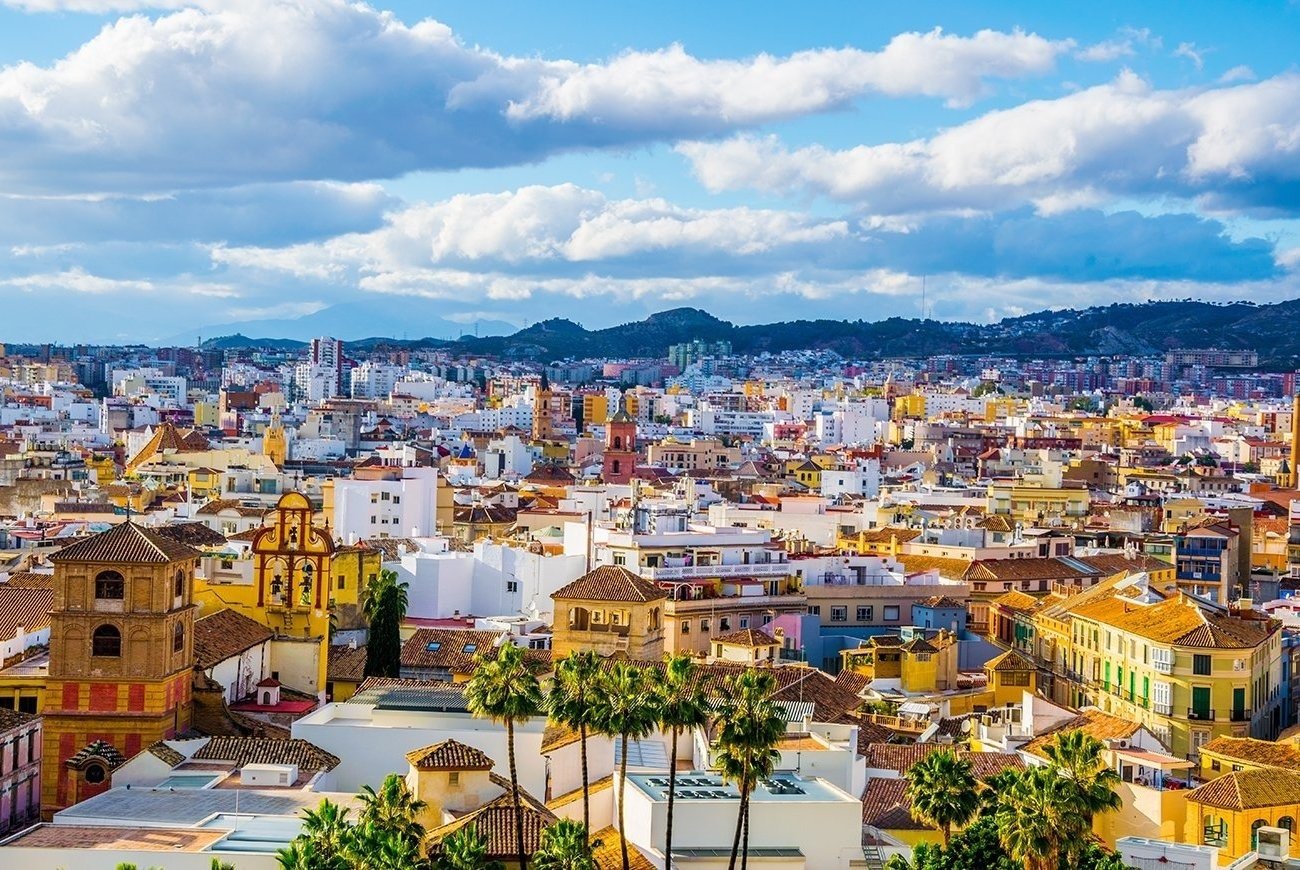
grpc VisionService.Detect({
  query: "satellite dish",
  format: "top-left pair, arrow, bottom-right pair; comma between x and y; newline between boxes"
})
960,719 -> 973,734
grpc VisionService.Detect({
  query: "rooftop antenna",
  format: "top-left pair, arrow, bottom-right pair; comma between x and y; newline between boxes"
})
921,276 -> 927,321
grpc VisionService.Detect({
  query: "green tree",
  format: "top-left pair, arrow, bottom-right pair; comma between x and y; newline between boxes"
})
465,642 -> 544,870
994,766 -> 1069,870
904,749 -> 980,848
543,650 -> 603,848
714,671 -> 784,870
532,819 -> 598,870
592,662 -> 659,870
1040,731 -> 1122,866
362,568 -> 409,678
292,798 -> 354,870
431,823 -> 505,870
357,773 -> 428,854
939,816 -> 1018,870
653,654 -> 709,870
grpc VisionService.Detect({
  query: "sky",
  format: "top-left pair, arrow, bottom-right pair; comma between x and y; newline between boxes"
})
2,1 -> 1300,343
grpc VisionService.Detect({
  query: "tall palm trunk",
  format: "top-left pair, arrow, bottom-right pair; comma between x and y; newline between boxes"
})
727,765 -> 748,870
740,789 -> 751,870
618,732 -> 631,870
508,718 -> 527,870
665,725 -> 679,870
580,719 -> 591,854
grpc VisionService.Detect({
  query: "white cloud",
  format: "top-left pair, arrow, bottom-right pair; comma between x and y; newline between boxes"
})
1075,26 -> 1159,62
679,72 -> 1300,217
0,2 -> 1073,193
1174,41 -> 1205,69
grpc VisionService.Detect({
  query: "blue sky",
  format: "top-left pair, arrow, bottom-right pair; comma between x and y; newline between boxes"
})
1,0 -> 1300,343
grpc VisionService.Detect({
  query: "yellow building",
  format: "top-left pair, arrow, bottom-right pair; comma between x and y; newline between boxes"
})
550,566 -> 667,659
1184,768 -> 1300,862
263,412 -> 287,468
986,479 -> 1090,525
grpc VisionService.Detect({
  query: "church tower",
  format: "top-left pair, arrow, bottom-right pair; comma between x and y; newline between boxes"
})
532,372 -> 555,443
263,410 -> 287,468
42,523 -> 200,813
602,392 -> 638,485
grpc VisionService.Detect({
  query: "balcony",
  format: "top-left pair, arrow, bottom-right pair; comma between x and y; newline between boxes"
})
639,562 -> 790,581
665,593 -> 804,613
1153,701 -> 1173,716
1187,708 -> 1215,722
1152,660 -> 1172,674
1230,708 -> 1250,722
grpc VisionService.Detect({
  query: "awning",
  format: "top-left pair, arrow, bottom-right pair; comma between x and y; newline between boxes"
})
1115,748 -> 1194,770
898,701 -> 932,716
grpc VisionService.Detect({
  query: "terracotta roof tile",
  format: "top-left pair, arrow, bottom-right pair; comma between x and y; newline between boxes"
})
1186,768 -> 1300,811
0,585 -> 53,641
192,609 -> 273,669
406,739 -> 495,771
50,521 -> 200,565
1200,736 -> 1300,771
427,789 -> 556,858
191,736 -> 339,771
985,649 -> 1038,672
327,644 -> 368,683
715,628 -> 777,647
145,741 -> 185,767
1020,710 -> 1140,759
552,565 -> 667,603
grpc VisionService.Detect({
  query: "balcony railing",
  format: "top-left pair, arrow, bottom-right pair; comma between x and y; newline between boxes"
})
1230,708 -> 1250,722
1187,708 -> 1215,722
639,562 -> 789,580
665,593 -> 803,612
1153,701 -> 1173,715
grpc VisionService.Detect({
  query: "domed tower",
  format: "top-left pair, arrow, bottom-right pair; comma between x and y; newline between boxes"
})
42,522 -> 200,813
263,410 -> 287,468
602,392 -> 637,485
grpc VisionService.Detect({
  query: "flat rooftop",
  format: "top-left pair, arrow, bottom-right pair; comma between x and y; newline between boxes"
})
53,786 -> 362,827
1,824 -> 227,852
627,771 -> 851,803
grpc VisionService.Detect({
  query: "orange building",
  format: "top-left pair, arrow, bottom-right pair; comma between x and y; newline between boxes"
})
41,523 -> 199,813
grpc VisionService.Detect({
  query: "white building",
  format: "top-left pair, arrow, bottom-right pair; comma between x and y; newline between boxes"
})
332,466 -> 441,541
349,361 -> 405,399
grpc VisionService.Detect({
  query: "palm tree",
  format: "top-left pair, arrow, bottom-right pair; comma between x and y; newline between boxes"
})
532,820 -> 598,870
357,773 -> 427,852
296,798 -> 354,869
432,824 -> 504,870
653,654 -> 708,870
363,568 -> 409,678
277,837 -> 327,870
544,649 -> 603,846
1041,730 -> 1122,865
904,749 -> 980,848
465,641 -> 544,870
994,766 -> 1069,870
591,662 -> 659,870
713,671 -> 784,870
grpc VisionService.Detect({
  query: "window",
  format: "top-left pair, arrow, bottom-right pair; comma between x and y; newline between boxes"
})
462,644 -> 477,654
830,606 -> 848,622
739,617 -> 749,629
84,763 -> 106,785
883,605 -> 900,621
681,621 -> 691,634
174,570 -> 185,599
506,580 -> 519,593
18,697 -> 35,714
91,625 -> 121,657
425,641 -> 442,652
337,575 -> 346,589
857,606 -> 873,622
448,771 -> 460,786
94,570 -> 124,600
393,496 -> 401,505
807,606 -> 820,616
700,619 -> 711,632
720,618 -> 731,632
173,623 -> 185,653
1193,654 -> 1212,676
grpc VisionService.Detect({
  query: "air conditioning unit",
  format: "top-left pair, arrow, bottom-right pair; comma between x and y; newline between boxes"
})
1233,659 -> 1246,671
1256,827 -> 1290,861
1116,738 -> 1131,749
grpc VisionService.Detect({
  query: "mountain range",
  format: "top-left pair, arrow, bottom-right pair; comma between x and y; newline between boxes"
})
200,298 -> 1300,367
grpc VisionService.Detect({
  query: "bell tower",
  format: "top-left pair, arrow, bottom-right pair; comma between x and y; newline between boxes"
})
603,392 -> 638,485
42,522 -> 200,813
532,371 -> 555,443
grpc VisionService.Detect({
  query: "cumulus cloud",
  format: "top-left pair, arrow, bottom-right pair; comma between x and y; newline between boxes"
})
0,1 -> 1073,193
679,72 -> 1300,217
1074,27 -> 1159,62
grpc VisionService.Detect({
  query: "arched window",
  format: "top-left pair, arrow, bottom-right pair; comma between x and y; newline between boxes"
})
173,622 -> 185,653
94,571 -> 124,600
1280,816 -> 1294,832
174,570 -> 185,599
613,436 -> 622,449
1252,818 -> 1267,850
612,460 -> 621,474
92,625 -> 121,657
84,763 -> 106,784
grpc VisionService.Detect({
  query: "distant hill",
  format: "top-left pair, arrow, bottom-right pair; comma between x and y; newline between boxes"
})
192,299 -> 1300,368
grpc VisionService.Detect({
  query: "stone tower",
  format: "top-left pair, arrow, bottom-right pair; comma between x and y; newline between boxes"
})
42,522 -> 200,812
602,392 -> 637,485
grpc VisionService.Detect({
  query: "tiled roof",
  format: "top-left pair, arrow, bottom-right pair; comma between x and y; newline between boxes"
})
400,629 -> 506,670
0,706 -> 37,731
1074,595 -> 1276,648
191,736 -> 339,771
861,777 -> 927,830
1073,553 -> 1171,576
196,499 -> 267,518
548,775 -> 613,809
715,628 -> 777,647
854,528 -> 922,545
1186,768 -> 1300,811
0,585 -> 53,641
892,554 -> 971,578
1,571 -> 54,588
966,556 -> 1103,582
359,537 -> 421,561
541,721 -> 581,754
327,644 -> 368,683
991,590 -> 1040,612
589,826 -> 655,870
153,522 -> 228,547
1199,736 -> 1300,771
405,739 -> 494,771
50,521 -> 200,565
985,649 -> 1037,671
862,744 -> 1024,780
1020,710 -> 1140,759
427,789 -> 556,859
918,595 -> 965,609
67,740 -> 127,771
901,637 -> 937,654
192,609 -> 273,669
552,565 -> 667,602
145,741 -> 185,767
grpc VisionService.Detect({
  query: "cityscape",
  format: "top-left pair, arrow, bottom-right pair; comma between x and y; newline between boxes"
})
3,2 -> 1300,870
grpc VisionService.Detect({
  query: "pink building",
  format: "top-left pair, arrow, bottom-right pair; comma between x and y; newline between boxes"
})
0,708 -> 40,834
